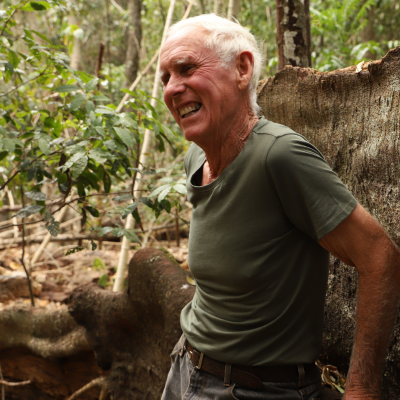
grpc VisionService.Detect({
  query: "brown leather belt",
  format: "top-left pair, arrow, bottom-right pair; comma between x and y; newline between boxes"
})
186,341 -> 316,389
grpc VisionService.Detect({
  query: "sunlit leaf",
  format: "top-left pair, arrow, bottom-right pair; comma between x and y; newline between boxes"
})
12,205 -> 43,218
25,191 -> 46,201
114,127 -> 134,148
55,84 -> 79,93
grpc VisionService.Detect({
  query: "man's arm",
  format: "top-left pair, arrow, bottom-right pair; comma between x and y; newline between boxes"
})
319,203 -> 400,399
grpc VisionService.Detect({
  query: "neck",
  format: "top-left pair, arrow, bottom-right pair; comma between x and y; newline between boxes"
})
202,112 -> 259,183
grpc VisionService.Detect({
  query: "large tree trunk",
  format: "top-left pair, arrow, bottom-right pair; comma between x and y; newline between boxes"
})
124,0 -> 142,87
257,46 -> 400,399
275,0 -> 311,69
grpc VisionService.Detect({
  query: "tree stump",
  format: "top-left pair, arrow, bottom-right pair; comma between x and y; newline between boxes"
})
257,45 -> 400,399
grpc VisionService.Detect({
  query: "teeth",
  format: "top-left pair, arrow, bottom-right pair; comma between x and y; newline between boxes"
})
179,103 -> 202,117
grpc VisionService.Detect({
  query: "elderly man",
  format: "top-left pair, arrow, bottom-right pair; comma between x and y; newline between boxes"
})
159,14 -> 400,400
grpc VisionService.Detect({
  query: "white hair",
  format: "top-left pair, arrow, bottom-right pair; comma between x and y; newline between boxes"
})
167,14 -> 263,116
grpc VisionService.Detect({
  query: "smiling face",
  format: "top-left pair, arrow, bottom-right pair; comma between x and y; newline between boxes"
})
160,26 -> 249,149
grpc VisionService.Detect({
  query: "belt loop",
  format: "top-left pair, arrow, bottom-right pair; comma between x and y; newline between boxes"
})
223,363 -> 232,386
297,364 -> 305,387
196,352 -> 204,370
179,334 -> 187,356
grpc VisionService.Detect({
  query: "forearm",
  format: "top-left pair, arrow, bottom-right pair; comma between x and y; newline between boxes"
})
345,245 -> 400,398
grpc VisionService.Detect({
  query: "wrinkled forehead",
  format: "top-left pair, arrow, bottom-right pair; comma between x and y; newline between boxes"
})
165,25 -> 209,47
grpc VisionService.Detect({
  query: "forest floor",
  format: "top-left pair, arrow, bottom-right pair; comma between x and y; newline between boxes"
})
0,238 -> 189,312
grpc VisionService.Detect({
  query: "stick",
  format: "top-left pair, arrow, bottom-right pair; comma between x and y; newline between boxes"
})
66,377 -> 104,400
20,186 -> 35,307
113,0 -> 179,292
0,380 -> 31,387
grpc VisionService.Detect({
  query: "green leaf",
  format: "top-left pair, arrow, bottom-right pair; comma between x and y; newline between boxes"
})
62,151 -> 86,171
103,172 -> 111,193
72,155 -> 88,178
92,95 -> 111,102
55,84 -> 79,93
38,137 -> 50,155
112,194 -> 133,202
158,186 -> 171,202
94,127 -> 106,136
89,148 -> 108,164
123,229 -> 140,244
8,50 -> 19,68
4,62 -> 13,83
148,184 -> 172,198
21,1 -> 51,11
90,239 -> 97,251
12,205 -> 43,218
30,30 -> 52,44
86,101 -> 95,113
160,199 -> 171,213
86,78 -> 99,92
98,274 -> 108,288
97,226 -> 114,236
0,151 -> 7,162
114,127 -> 134,148
75,71 -> 95,84
25,191 -> 46,201
21,158 -> 32,170
45,217 -> 60,237
44,117 -> 55,128
3,138 -> 15,153
27,166 -> 36,181
110,159 -> 121,176
65,246 -> 84,256
84,205 -> 99,217
70,94 -> 86,111
173,183 -> 187,195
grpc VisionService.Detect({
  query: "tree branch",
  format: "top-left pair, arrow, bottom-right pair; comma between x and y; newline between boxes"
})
66,377 -> 104,400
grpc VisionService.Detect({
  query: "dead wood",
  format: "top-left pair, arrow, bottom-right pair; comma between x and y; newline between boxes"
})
0,303 -> 103,399
257,45 -> 400,399
68,247 -> 195,399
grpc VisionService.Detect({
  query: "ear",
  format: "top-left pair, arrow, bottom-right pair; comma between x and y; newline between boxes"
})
235,50 -> 254,91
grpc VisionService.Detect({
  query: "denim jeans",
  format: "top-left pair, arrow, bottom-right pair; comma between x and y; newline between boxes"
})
161,335 -> 321,400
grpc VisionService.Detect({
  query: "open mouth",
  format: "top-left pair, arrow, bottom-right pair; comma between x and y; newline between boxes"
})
179,103 -> 202,118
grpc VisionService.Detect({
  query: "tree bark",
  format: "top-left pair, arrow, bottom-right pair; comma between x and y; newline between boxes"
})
124,0 -> 142,87
257,46 -> 400,399
275,0 -> 311,69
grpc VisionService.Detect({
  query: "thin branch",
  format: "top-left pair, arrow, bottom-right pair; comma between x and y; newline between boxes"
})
0,380 -> 31,387
110,0 -> 127,13
66,377 -> 104,400
20,186 -> 35,306
0,0 -> 30,39
0,169 -> 20,192
0,67 -> 50,98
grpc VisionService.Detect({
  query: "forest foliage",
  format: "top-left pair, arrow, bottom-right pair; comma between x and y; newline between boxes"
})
0,0 -> 399,250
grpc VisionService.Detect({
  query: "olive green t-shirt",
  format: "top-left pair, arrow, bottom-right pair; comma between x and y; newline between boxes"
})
181,117 -> 357,366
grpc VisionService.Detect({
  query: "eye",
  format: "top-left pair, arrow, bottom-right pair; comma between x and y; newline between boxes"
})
182,64 -> 195,74
161,74 -> 170,86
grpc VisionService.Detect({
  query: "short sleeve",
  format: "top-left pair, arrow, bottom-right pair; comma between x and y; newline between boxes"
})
266,134 -> 357,242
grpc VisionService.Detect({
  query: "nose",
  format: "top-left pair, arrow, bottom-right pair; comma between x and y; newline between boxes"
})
163,74 -> 186,99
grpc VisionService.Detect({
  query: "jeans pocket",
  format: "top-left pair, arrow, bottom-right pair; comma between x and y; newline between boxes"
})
298,381 -> 321,400
170,333 -> 186,363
